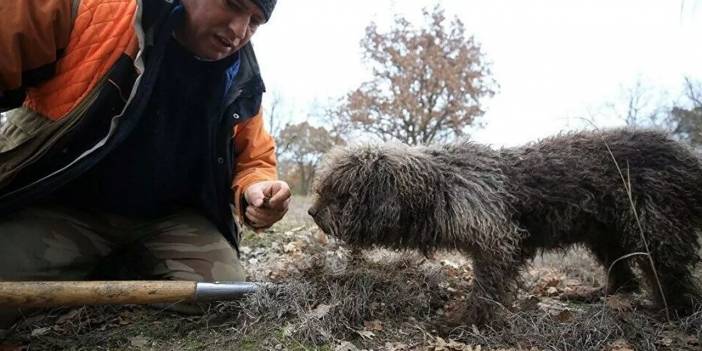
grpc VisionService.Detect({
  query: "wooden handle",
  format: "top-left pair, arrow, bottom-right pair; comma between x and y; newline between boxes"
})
0,281 -> 197,307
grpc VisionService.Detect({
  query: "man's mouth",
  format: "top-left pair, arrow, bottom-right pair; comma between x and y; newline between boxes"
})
215,34 -> 238,50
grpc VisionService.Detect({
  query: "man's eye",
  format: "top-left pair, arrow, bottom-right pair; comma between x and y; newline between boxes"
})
226,0 -> 242,11
250,17 -> 263,27
225,0 -> 264,28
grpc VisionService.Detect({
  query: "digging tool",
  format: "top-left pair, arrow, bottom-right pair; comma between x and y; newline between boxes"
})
0,281 -> 261,308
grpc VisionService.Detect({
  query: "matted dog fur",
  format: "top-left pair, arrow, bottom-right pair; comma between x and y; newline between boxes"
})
308,128 -> 702,325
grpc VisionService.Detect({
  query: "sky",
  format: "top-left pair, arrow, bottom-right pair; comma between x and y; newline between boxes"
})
253,0 -> 702,147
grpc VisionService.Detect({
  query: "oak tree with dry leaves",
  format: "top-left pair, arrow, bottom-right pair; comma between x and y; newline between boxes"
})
335,5 -> 496,145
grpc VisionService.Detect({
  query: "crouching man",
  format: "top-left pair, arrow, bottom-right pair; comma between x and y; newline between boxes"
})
0,0 -> 290,327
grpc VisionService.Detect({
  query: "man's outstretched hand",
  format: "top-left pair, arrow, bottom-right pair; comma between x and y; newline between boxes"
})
243,180 -> 291,231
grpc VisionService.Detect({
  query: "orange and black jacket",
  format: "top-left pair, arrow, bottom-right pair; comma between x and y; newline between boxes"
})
0,0 -> 277,248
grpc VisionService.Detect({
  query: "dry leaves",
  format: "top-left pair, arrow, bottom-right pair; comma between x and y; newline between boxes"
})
283,240 -> 304,254
355,319 -> 384,340
383,342 -> 412,351
29,327 -> 51,337
335,341 -> 360,351
608,338 -> 634,351
606,295 -> 634,313
363,319 -> 384,331
428,337 -> 478,351
128,335 -> 149,348
308,303 -> 333,319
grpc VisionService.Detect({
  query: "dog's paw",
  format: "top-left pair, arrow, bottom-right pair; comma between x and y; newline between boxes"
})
440,302 -> 499,329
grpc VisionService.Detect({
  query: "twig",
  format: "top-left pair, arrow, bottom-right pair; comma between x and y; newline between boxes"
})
602,143 -> 671,322
580,120 -> 672,322
605,251 -> 649,293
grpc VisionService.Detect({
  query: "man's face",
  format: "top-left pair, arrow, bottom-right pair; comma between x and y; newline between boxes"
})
178,0 -> 265,61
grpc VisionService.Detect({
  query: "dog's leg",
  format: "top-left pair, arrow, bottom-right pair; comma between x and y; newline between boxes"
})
462,252 -> 523,326
587,236 -> 640,294
634,208 -> 702,317
638,256 -> 701,317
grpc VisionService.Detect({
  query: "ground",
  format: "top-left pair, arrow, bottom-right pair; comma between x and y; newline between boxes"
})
2,196 -> 701,351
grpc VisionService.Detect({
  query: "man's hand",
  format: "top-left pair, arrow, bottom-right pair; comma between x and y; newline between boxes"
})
243,180 -> 291,231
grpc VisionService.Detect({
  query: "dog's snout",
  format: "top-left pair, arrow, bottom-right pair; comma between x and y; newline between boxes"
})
307,206 -> 318,217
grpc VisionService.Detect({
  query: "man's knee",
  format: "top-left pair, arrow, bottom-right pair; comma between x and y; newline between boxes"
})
0,206 -> 110,281
159,252 -> 247,282
139,210 -> 247,281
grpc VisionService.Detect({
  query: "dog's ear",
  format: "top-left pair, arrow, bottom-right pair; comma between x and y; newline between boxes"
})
355,154 -> 403,237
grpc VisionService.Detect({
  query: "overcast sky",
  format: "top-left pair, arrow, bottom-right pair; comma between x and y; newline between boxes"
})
253,0 -> 702,147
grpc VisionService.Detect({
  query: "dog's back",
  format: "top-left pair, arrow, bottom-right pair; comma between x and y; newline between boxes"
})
497,128 -> 702,315
501,128 -> 702,241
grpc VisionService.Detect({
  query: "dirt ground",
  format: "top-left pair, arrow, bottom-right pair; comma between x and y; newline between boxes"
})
2,196 -> 701,350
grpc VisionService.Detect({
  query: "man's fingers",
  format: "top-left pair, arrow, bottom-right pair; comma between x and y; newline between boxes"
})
267,183 -> 291,209
245,213 -> 269,229
247,206 -> 286,221
245,208 -> 267,224
245,181 -> 291,209
246,206 -> 286,227
244,181 -> 291,230
269,189 -> 291,207
246,189 -> 265,207
267,196 -> 291,211
280,197 -> 291,212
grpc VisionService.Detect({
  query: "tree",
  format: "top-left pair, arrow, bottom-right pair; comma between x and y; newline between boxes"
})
667,78 -> 702,147
277,121 -> 338,195
589,79 -> 668,129
263,91 -> 286,160
335,5 -> 495,145
620,80 -> 667,127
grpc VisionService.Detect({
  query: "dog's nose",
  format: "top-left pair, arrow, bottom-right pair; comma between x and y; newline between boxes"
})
308,206 -> 317,217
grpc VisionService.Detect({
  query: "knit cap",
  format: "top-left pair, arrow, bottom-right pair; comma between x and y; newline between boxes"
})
252,0 -> 276,22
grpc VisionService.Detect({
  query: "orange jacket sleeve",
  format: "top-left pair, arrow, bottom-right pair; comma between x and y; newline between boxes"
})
231,108 -> 278,222
0,0 -> 74,99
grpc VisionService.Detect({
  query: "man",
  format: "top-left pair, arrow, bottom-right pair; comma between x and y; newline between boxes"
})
0,0 -> 290,326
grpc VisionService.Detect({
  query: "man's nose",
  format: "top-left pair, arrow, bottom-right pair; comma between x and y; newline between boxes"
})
228,14 -> 251,40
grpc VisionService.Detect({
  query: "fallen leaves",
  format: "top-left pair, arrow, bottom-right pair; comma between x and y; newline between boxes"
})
553,309 -> 574,323
353,319 -> 384,340
608,338 -> 635,351
335,341 -> 360,351
283,240 -> 304,254
308,303 -> 333,319
605,295 -> 634,313
428,337 -> 480,351
29,326 -> 51,337
7,207 -> 701,351
356,330 -> 375,340
128,335 -> 150,348
363,319 -> 384,332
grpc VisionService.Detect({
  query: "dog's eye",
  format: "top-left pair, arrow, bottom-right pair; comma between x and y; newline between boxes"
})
337,194 -> 351,204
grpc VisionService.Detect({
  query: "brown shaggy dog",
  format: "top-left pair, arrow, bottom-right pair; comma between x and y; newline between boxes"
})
308,128 -> 702,325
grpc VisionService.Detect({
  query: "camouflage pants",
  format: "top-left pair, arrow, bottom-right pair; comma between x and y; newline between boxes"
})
0,205 -> 245,326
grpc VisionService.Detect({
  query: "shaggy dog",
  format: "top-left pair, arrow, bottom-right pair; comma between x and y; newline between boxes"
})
308,128 -> 702,325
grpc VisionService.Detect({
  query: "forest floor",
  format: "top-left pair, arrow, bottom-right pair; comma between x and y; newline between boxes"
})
2,196 -> 701,351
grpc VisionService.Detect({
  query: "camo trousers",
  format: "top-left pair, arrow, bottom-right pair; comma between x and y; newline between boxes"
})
0,205 -> 246,327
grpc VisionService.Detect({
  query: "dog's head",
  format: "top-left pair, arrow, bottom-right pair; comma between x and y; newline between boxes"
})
308,144 -> 440,251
